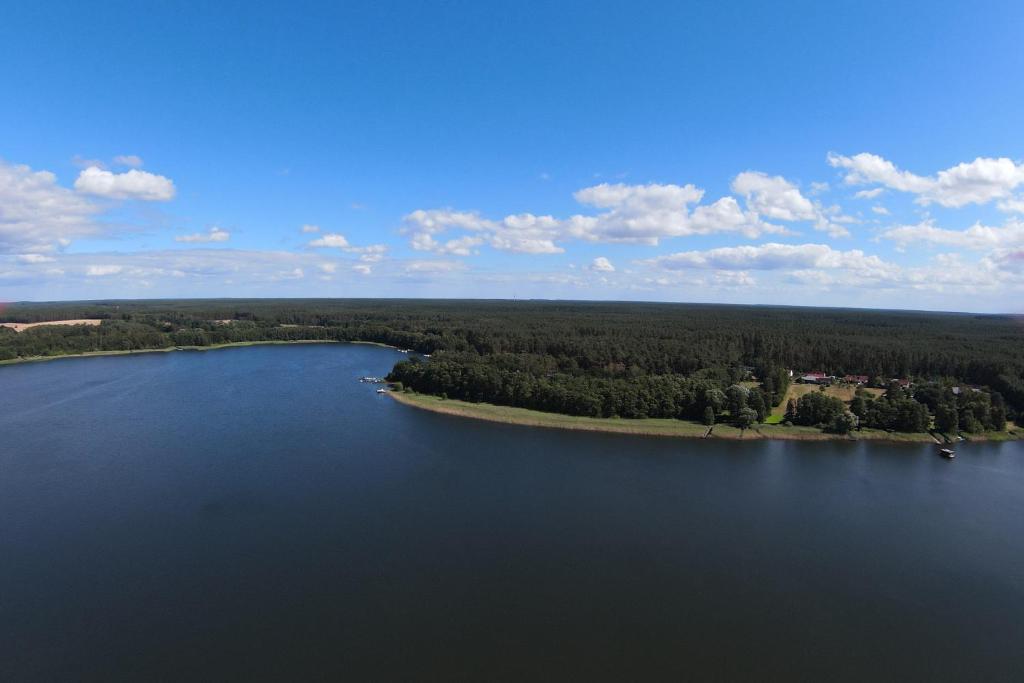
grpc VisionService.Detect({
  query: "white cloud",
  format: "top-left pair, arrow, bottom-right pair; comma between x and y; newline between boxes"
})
813,205 -> 854,238
640,242 -> 897,276
828,152 -> 933,193
829,152 -> 1024,208
404,182 -> 790,255
731,171 -> 816,221
0,159 -> 102,253
998,196 -> 1024,213
301,224 -> 321,233
854,188 -> 885,199
713,270 -> 756,287
113,155 -> 144,168
403,209 -> 565,254
86,264 -> 123,276
412,233 -> 484,256
3,242 -> 1020,306
729,172 -> 855,238
569,183 -> 782,243
308,233 -> 350,248
308,232 -> 388,261
17,253 -> 56,264
987,248 -> 1024,272
637,242 -> 1019,296
351,245 -> 388,262
872,206 -> 890,215
175,227 -> 230,243
404,259 -> 467,273
0,249 -> 443,297
881,218 -> 1024,251
930,158 -> 1024,207
74,166 -> 176,201
404,209 -> 490,234
72,155 -> 106,169
590,256 -> 615,272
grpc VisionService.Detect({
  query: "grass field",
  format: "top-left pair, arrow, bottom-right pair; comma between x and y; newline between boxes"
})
390,391 -> 723,438
769,382 -> 885,418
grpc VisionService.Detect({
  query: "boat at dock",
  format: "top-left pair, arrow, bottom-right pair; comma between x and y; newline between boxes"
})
939,448 -> 955,459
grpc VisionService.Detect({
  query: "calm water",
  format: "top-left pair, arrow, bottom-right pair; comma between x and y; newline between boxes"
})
1,344 -> 1023,681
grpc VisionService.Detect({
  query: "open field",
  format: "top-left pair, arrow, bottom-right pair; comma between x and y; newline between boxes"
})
0,319 -> 103,333
770,382 -> 885,417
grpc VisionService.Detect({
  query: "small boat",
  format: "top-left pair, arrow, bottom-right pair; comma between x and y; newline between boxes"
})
376,388 -> 388,394
939,448 -> 955,459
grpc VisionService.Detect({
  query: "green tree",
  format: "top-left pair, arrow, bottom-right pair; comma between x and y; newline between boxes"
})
704,388 -> 726,414
991,392 -> 1007,431
703,406 -> 716,426
784,398 -> 797,422
735,407 -> 758,429
748,389 -> 767,422
935,402 -> 959,434
827,410 -> 858,434
726,384 -> 750,416
850,395 -> 867,419
960,407 -> 982,433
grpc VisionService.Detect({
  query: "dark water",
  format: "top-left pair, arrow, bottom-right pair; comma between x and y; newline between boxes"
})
1,344 -> 1023,682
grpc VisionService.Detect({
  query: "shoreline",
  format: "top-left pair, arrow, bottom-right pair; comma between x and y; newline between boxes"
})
3,343 -> 1017,444
388,391 -> 1022,444
0,339 -> 374,366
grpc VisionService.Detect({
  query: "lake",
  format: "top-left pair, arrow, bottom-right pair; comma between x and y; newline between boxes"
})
1,343 -> 1023,681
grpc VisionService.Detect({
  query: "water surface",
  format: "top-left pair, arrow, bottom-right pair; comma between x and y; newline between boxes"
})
2,344 -> 1023,681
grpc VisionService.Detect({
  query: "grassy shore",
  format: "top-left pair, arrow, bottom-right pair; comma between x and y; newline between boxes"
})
388,391 -> 1012,443
389,391 -> 1024,443
0,339 -> 345,366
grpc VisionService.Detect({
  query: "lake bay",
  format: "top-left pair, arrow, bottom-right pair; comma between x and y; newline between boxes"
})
2,343 -> 1023,681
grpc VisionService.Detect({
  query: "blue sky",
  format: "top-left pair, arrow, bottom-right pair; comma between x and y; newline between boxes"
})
2,0 -> 1023,311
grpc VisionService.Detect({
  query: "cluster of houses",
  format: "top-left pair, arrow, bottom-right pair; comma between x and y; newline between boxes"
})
789,371 -> 985,397
793,371 -> 910,388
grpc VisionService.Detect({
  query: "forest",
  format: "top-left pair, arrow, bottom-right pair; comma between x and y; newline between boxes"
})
2,299 -> 1022,434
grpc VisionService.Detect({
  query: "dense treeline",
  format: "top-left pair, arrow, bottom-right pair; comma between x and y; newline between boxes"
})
387,353 -> 787,421
3,299 -> 1023,429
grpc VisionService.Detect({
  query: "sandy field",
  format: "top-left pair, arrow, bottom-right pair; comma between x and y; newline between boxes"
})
0,319 -> 104,333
